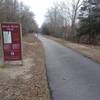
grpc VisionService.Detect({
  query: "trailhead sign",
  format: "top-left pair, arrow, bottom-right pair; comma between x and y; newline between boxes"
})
1,23 -> 22,61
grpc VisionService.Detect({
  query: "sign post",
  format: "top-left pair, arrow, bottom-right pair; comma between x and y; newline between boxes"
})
1,23 -> 23,64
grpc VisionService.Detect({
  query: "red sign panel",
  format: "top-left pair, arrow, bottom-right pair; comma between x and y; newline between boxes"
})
1,23 -> 22,61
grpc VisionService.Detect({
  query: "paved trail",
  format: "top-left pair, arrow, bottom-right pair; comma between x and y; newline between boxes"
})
39,35 -> 100,100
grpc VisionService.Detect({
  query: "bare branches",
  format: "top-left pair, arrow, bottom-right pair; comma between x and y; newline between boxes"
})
42,0 -> 84,39
0,0 -> 38,34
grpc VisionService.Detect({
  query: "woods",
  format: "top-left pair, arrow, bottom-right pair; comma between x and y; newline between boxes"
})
78,0 -> 100,44
42,0 -> 100,45
41,0 -> 82,38
0,0 -> 38,34
0,0 -> 100,45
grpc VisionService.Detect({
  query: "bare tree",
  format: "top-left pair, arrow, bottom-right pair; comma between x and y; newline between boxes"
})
0,0 -> 38,34
43,0 -> 83,39
57,1 -> 72,39
45,3 -> 64,36
70,0 -> 83,39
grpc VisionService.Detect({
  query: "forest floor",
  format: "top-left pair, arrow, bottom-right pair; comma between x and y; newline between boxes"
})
0,34 -> 50,100
46,35 -> 100,64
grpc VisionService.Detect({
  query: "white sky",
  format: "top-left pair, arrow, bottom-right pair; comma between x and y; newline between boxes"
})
18,0 -> 81,27
19,0 -> 63,27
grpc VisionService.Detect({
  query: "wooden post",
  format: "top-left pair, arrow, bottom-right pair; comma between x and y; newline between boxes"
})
20,24 -> 23,66
0,24 -> 4,65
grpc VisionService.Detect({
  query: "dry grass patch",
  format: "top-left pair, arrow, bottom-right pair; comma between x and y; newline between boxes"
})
0,34 -> 50,100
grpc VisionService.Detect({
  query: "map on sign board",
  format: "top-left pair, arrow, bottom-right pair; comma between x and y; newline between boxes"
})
3,31 -> 12,44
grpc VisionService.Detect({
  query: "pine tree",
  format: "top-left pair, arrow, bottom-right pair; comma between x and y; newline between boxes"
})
78,0 -> 100,44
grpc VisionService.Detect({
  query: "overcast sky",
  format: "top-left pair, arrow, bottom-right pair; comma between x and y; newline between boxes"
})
19,0 -> 63,27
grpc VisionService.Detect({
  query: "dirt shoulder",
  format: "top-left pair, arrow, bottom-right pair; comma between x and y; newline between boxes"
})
46,35 -> 100,64
0,34 -> 50,100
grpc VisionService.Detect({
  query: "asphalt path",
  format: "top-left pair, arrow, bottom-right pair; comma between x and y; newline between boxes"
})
39,35 -> 100,100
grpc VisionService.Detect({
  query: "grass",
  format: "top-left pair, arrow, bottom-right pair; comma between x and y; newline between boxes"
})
0,34 -> 51,100
0,64 -> 6,68
22,34 -> 51,100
